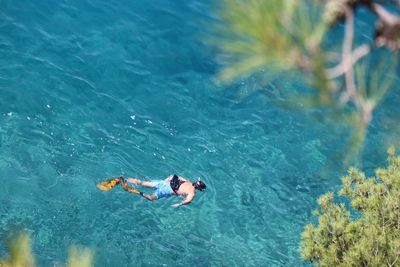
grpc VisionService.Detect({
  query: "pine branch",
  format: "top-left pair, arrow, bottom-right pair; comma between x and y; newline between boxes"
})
326,44 -> 372,79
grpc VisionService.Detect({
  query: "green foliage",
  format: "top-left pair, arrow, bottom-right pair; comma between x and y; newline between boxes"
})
0,233 -> 94,267
67,246 -> 94,267
323,0 -> 359,25
211,0 -> 326,83
301,147 -> 400,266
354,54 -> 398,111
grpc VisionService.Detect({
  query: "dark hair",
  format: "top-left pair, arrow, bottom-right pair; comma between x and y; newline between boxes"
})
194,180 -> 206,191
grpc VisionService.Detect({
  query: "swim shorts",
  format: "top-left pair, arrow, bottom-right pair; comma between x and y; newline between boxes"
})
153,180 -> 174,199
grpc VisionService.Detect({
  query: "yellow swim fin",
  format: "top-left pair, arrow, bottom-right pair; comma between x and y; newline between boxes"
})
96,178 -> 121,191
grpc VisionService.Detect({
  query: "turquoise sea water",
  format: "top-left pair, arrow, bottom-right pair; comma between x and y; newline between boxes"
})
1,1 -> 400,266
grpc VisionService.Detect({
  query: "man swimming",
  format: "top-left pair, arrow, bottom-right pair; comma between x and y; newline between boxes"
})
118,174 -> 206,207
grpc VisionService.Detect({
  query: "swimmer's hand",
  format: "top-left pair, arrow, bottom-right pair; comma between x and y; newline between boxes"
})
172,194 -> 193,207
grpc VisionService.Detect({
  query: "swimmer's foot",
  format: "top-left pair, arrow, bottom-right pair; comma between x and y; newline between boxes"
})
119,177 -> 127,186
96,177 -> 122,191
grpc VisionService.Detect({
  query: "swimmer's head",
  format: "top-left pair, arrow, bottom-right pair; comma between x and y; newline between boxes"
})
193,177 -> 206,191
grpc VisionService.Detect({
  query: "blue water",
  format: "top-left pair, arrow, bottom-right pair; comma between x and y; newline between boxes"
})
1,1 -> 400,266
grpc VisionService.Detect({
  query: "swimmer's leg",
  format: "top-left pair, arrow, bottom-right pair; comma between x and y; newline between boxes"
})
125,178 -> 157,188
124,187 -> 157,201
121,179 -> 158,201
139,193 -> 157,201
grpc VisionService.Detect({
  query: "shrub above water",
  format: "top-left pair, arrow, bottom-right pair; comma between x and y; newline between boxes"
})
301,147 -> 400,266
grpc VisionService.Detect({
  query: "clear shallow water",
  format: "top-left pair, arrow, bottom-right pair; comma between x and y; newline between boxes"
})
0,1 -> 399,266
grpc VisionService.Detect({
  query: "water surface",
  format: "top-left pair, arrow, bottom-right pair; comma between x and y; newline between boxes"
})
0,1 -> 399,266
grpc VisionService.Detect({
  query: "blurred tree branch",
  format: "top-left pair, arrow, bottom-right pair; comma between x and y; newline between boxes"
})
0,233 -> 94,267
210,0 -> 399,163
326,44 -> 371,79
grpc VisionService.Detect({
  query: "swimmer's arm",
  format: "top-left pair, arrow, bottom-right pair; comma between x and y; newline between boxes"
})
172,193 -> 194,207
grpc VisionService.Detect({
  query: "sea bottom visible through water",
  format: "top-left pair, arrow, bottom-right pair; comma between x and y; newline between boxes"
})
0,0 -> 399,266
